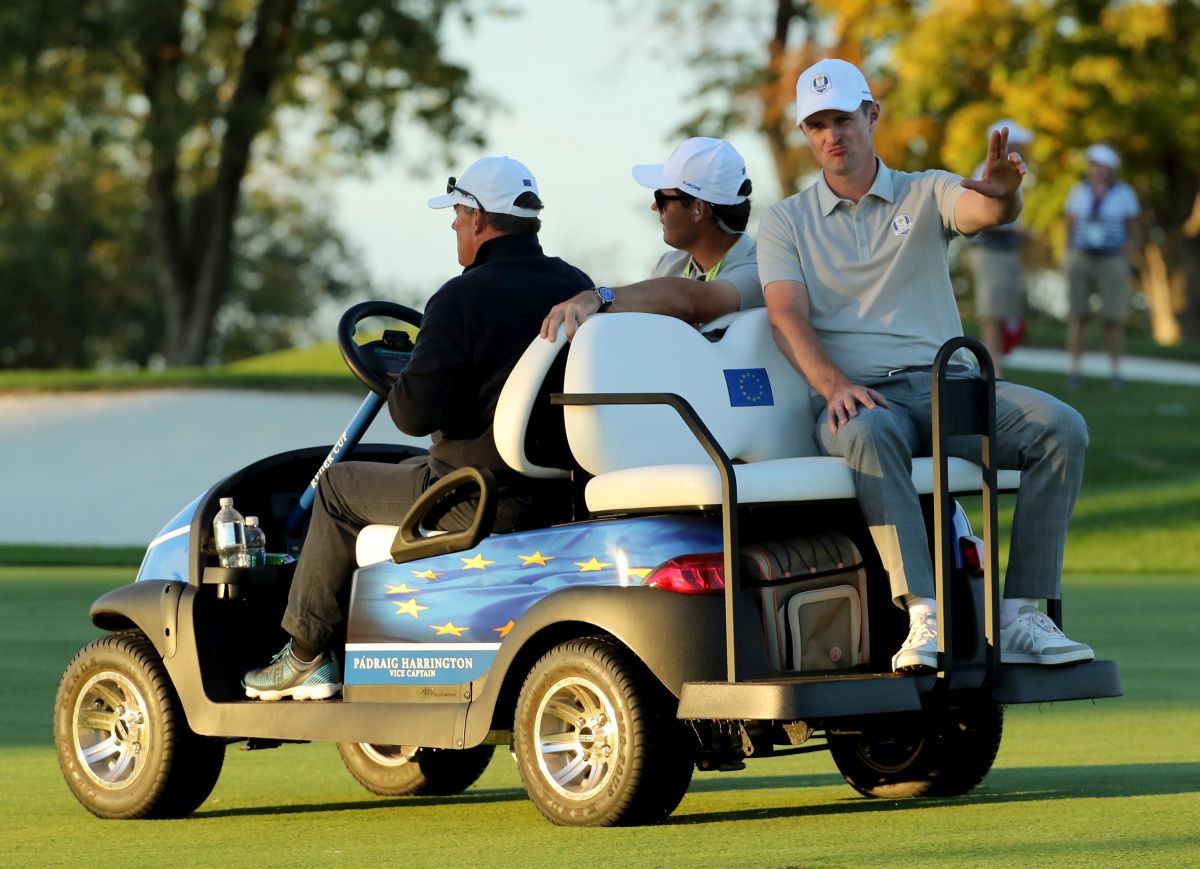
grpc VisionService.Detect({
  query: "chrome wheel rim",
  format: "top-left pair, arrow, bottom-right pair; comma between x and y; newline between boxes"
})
360,744 -> 419,766
72,670 -> 151,790
533,676 -> 619,800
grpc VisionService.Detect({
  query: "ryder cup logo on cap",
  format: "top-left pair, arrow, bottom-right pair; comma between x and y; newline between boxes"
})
427,155 -> 543,217
631,137 -> 749,206
795,58 -> 874,126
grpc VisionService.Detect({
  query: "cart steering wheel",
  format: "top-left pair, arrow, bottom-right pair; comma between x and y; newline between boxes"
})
338,301 -> 423,398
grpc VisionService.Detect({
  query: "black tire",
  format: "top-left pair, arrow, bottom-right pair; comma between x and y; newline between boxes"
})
53,631 -> 226,819
828,700 -> 1004,799
336,742 -> 495,797
512,637 -> 694,827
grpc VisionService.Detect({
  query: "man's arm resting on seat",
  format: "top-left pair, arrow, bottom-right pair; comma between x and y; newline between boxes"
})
763,279 -> 888,434
540,276 -> 741,341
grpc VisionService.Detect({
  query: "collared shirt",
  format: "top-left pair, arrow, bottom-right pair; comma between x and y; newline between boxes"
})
1065,180 -> 1139,253
388,233 -> 592,477
756,159 -> 969,383
650,231 -> 764,312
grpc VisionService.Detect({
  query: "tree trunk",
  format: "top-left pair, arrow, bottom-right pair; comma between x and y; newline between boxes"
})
144,0 -> 299,366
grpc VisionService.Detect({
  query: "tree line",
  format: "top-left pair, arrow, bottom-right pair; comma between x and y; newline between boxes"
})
2,0 -> 1198,369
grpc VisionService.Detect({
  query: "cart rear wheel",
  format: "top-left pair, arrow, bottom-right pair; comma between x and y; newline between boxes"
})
513,637 -> 693,827
337,742 -> 494,796
54,631 -> 225,819
828,700 -> 1003,799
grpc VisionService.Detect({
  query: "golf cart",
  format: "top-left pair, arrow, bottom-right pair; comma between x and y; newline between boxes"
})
53,300 -> 1121,826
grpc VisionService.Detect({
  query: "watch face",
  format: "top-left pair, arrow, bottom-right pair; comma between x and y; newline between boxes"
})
596,286 -> 615,303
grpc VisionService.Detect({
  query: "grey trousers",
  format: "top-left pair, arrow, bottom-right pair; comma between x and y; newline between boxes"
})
813,373 -> 1089,603
282,457 -> 545,650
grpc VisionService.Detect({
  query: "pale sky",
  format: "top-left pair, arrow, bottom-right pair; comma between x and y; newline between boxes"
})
332,1 -> 777,307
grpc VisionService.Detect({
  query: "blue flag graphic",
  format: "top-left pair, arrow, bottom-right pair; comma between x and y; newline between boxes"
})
724,368 -> 774,407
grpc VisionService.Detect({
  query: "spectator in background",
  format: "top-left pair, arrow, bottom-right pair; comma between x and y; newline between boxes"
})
1063,144 -> 1141,388
966,120 -> 1035,376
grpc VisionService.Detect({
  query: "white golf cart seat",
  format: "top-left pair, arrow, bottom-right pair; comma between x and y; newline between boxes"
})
560,309 -> 1019,515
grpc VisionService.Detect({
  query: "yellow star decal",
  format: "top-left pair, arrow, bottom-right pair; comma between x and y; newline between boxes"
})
385,583 -> 418,595
493,619 -> 516,638
626,568 -> 652,579
432,621 -> 468,637
460,552 -> 495,570
411,569 -> 441,581
393,598 -> 430,618
575,557 -> 613,572
518,551 -> 554,567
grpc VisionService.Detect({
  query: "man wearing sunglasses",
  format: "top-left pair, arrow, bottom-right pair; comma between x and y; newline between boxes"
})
244,155 -> 592,701
540,137 -> 760,341
757,58 -> 1094,677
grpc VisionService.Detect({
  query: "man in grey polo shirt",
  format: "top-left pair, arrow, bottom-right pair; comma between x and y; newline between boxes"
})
757,58 -> 1094,674
541,137 -> 761,340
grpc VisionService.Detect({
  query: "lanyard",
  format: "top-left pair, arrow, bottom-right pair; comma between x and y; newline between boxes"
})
684,247 -> 730,282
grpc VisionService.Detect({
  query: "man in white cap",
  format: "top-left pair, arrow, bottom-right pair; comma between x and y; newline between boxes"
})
243,156 -> 593,700
966,119 -> 1037,375
540,137 -> 761,340
1063,143 -> 1141,387
756,58 -> 1095,675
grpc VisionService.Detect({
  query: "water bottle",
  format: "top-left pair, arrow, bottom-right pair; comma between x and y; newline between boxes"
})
212,497 -> 246,568
243,516 -> 267,568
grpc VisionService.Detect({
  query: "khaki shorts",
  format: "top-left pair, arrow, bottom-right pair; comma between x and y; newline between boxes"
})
1066,250 -> 1130,321
967,247 -> 1023,319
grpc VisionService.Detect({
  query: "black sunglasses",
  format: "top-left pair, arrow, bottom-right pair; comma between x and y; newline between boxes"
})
447,176 -> 485,211
654,189 -> 694,210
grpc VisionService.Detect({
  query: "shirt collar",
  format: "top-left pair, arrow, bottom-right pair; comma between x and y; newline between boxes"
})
816,158 -> 896,215
685,231 -> 750,279
465,233 -> 543,271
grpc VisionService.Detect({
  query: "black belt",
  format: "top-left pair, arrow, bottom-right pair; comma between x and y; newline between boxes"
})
884,364 -> 969,377
1076,248 -> 1123,256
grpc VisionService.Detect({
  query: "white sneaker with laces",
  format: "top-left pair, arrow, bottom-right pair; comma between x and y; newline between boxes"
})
1000,606 -> 1094,666
892,610 -> 938,673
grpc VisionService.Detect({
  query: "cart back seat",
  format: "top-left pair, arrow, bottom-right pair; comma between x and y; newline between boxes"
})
559,309 -> 1019,514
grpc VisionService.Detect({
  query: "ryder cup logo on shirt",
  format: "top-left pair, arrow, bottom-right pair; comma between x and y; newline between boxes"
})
810,73 -> 832,94
891,214 -> 913,237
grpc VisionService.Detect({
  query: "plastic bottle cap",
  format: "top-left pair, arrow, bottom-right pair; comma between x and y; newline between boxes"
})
246,517 -> 259,526
219,497 -> 233,507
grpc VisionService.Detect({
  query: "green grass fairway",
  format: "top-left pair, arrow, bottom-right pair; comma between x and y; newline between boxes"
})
2,567 -> 1197,868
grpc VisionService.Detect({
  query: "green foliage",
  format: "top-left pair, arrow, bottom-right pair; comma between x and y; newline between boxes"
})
0,0 -> 483,368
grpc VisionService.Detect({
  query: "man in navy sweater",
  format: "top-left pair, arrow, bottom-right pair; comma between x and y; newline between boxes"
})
244,156 -> 592,700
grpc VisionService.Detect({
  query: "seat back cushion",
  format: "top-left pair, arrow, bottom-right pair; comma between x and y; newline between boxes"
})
562,310 -> 818,477
493,326 -> 572,479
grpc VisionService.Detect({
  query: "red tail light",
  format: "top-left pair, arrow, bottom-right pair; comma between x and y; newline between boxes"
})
960,535 -> 985,576
643,552 -> 726,595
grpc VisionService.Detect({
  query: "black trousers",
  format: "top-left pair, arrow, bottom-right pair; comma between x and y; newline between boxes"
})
281,457 -> 552,650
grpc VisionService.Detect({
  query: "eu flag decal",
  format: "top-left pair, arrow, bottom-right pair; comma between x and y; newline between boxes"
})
724,368 -> 774,407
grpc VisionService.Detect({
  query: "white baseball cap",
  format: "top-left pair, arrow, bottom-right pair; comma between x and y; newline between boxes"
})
631,137 -> 749,206
794,58 -> 874,126
988,118 -> 1034,145
427,156 -> 543,217
1086,143 -> 1121,169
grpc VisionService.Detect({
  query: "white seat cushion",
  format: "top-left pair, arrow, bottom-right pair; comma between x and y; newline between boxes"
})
585,457 -> 1020,514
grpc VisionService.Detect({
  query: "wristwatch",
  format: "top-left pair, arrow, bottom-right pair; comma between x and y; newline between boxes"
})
594,286 -> 614,313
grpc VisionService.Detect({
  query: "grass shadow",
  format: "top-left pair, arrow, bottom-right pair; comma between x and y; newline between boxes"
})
670,762 -> 1200,825
195,786 -> 530,819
